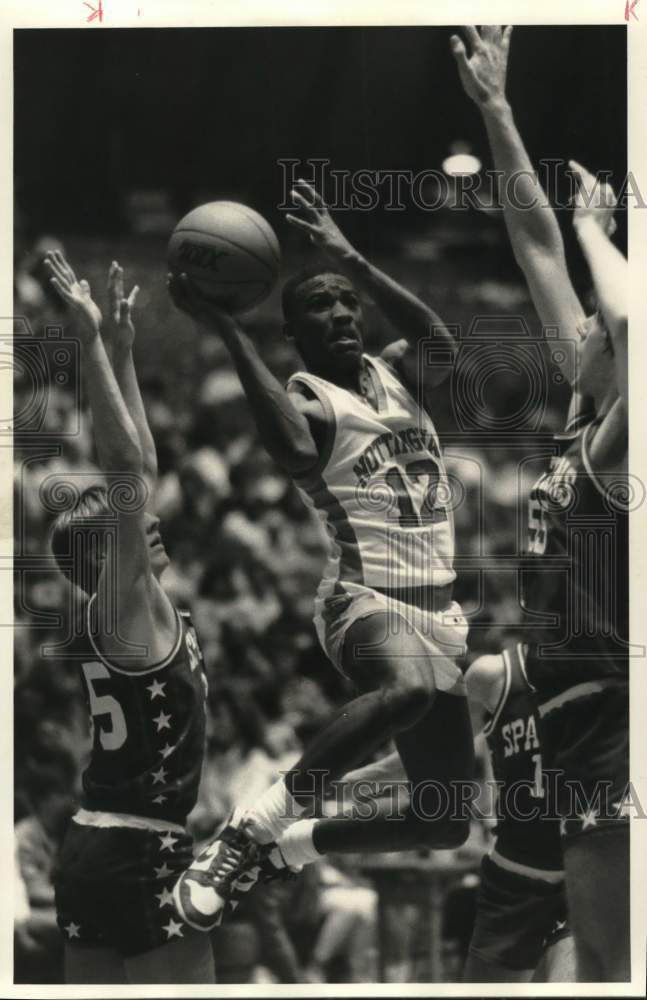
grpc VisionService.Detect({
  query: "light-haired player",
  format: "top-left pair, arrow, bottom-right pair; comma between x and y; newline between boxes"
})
45,253 -> 214,984
452,26 -> 629,981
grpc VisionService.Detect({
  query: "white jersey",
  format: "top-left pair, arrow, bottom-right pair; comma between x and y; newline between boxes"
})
288,354 -> 456,595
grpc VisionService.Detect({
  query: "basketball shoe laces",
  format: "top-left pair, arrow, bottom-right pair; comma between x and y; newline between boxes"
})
201,821 -> 268,892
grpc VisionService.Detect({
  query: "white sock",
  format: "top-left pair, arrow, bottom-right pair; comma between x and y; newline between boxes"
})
243,778 -> 306,844
276,819 -> 321,869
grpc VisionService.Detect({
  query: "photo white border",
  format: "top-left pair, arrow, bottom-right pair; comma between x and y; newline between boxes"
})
1,1 -> 645,996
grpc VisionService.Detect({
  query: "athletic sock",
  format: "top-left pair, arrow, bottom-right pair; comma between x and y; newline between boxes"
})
243,778 -> 306,844
275,819 -> 321,869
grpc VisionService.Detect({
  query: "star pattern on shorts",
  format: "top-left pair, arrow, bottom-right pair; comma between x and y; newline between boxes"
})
153,710 -> 172,732
554,919 -> 567,932
162,918 -> 184,940
559,817 -> 567,837
159,832 -> 179,852
147,680 -> 166,700
159,742 -> 176,760
579,808 -> 598,830
613,797 -> 632,818
155,887 -> 175,909
154,862 -> 173,879
152,794 -> 167,805
151,766 -> 167,785
64,921 -> 81,939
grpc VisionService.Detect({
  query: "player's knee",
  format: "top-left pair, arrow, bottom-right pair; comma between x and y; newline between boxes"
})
382,678 -> 433,732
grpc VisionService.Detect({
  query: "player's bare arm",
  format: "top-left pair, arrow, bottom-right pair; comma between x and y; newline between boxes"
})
45,250 -> 177,667
451,27 -> 585,340
571,162 -> 628,476
286,179 -> 456,389
452,24 -> 592,429
104,261 -> 159,489
464,653 -> 507,715
168,272 -> 324,477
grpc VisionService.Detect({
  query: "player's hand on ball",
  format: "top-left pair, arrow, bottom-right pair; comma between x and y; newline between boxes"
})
44,250 -> 102,340
286,180 -> 356,261
569,160 -> 618,237
106,261 -> 140,352
167,271 -> 239,340
450,26 -> 512,107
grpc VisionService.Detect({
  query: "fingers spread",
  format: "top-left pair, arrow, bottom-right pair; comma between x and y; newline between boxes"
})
450,34 -> 468,64
53,249 -> 76,284
127,285 -> 140,309
290,188 -> 319,218
464,25 -> 482,51
285,212 -> 316,233
44,254 -> 71,289
49,275 -> 73,304
295,178 -> 323,206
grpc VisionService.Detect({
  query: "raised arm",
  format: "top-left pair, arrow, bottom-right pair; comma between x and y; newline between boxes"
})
286,180 -> 456,388
571,161 -> 627,407
168,273 -> 323,478
103,261 -> 158,488
451,27 -> 597,433
45,251 -> 177,666
451,27 -> 585,336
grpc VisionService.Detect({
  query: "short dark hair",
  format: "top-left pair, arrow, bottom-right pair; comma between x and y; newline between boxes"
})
281,265 -> 349,322
50,484 -> 112,596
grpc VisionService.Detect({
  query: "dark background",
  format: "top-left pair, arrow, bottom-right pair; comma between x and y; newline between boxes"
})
15,25 -> 627,239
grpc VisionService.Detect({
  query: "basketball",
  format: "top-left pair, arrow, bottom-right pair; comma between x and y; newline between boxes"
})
168,201 -> 281,313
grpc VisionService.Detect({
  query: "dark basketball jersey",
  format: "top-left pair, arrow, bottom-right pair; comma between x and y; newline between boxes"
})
484,643 -> 562,873
521,419 -> 629,697
75,596 -> 207,825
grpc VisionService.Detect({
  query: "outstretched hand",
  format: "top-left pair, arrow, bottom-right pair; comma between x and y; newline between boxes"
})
44,250 -> 102,341
107,261 -> 140,352
450,25 -> 513,107
569,160 -> 618,238
167,271 -> 239,340
285,179 -> 356,260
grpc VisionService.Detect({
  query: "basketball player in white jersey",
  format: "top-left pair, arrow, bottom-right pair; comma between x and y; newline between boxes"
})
170,181 -> 475,930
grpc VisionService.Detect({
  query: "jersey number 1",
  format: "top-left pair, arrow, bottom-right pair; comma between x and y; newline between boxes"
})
82,661 -> 127,751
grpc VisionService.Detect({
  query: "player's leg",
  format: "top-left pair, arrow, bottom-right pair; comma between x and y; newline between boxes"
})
392,691 -> 475,847
462,855 -> 555,984
173,611 -> 449,929
462,951 -> 533,983
310,613 -> 473,853
533,933 -> 576,982
284,611 -> 439,804
124,934 -> 215,984
64,944 -> 128,984
244,610 -> 440,849
309,699 -> 473,854
563,825 -> 630,981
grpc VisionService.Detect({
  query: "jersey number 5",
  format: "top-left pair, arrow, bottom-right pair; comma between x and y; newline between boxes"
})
82,661 -> 127,751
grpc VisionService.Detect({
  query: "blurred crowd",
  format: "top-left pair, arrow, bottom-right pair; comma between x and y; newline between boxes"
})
13,229 -> 567,983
